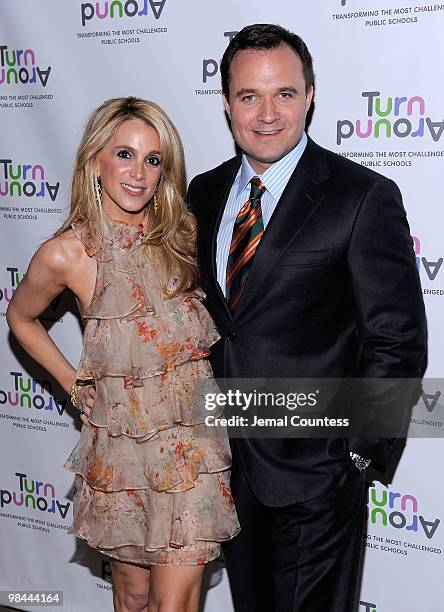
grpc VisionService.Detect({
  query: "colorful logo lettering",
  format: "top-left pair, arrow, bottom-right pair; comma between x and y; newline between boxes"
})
201,31 -> 238,84
0,371 -> 67,416
0,472 -> 70,519
81,0 -> 167,26
412,236 -> 443,282
421,389 -> 441,413
0,45 -> 51,87
0,267 -> 23,305
368,483 -> 440,539
337,91 -> 444,145
0,158 -> 59,201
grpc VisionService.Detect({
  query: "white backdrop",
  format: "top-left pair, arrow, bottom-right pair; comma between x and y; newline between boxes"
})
1,1 -> 443,611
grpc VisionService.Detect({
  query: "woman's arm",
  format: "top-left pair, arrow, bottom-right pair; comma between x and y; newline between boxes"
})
6,234 -> 95,423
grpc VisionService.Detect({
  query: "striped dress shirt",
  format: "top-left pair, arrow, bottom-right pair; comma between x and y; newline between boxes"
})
216,132 -> 308,296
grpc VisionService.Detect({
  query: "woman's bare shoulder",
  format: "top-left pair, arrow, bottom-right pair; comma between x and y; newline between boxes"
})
30,229 -> 87,278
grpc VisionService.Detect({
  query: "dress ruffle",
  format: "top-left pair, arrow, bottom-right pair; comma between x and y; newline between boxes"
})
69,362 -> 221,439
69,470 -> 237,565
65,362 -> 230,493
65,217 -> 239,565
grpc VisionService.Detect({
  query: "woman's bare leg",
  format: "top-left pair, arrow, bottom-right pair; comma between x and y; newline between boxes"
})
111,559 -> 151,612
148,565 -> 205,612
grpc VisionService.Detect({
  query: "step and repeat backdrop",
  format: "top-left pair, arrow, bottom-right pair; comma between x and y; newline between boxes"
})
1,1 -> 443,611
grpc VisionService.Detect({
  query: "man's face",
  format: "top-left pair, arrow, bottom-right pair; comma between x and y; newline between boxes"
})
223,43 -> 313,174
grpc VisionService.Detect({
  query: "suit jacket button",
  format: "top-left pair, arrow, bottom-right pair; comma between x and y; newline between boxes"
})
226,332 -> 236,341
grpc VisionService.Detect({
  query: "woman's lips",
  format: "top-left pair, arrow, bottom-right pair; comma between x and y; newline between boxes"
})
121,183 -> 146,196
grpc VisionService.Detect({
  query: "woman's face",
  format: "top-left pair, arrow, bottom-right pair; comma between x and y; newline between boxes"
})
96,117 -> 162,223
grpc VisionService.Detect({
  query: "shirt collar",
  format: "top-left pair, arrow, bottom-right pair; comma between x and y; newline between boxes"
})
237,132 -> 308,200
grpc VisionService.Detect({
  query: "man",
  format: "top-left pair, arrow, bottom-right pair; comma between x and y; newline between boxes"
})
188,24 -> 426,612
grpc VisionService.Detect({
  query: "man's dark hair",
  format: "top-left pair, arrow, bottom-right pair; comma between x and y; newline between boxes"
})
221,24 -> 314,98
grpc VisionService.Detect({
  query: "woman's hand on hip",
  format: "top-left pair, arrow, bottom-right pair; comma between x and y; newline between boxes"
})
76,385 -> 96,426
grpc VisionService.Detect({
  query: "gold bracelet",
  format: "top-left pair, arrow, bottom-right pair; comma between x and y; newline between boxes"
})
70,378 -> 95,407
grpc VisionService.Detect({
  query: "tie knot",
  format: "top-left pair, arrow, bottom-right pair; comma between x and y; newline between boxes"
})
249,177 -> 265,202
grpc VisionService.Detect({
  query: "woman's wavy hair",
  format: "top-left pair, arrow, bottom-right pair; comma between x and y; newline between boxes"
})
55,96 -> 198,296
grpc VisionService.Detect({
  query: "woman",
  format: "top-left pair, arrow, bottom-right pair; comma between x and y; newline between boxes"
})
6,97 -> 240,612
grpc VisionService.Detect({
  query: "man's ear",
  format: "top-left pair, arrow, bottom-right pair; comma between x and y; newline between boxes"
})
305,86 -> 314,112
222,94 -> 231,119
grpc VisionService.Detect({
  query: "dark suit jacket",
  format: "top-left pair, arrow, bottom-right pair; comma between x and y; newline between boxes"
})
188,137 -> 427,506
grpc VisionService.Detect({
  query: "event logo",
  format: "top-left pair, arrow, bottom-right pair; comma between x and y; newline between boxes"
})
0,472 -> 70,519
337,91 -> 444,145
359,603 -> 378,612
81,0 -> 167,26
0,371 -> 67,415
412,236 -> 443,283
0,45 -> 51,87
411,386 -> 443,430
0,158 -> 60,201
421,389 -> 441,413
0,266 -> 23,305
368,484 -> 440,539
201,31 -> 238,85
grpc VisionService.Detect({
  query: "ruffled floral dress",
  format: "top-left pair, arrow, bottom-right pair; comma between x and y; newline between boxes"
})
64,217 -> 240,566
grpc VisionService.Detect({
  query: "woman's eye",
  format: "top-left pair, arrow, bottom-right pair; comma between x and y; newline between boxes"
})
147,156 -> 161,166
117,150 -> 132,159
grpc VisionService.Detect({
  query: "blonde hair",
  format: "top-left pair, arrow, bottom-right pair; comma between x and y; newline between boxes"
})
56,97 -> 198,295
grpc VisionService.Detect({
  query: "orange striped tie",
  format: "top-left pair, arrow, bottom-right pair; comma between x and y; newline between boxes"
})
226,177 -> 265,311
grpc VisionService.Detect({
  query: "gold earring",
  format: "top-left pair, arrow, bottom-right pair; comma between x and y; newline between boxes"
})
153,193 -> 158,214
94,175 -> 102,208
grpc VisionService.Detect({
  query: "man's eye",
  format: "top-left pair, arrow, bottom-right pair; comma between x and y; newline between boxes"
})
147,156 -> 161,166
280,92 -> 293,99
242,95 -> 256,103
117,150 -> 131,159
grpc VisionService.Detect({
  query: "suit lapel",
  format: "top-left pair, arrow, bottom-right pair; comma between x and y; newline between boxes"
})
202,156 -> 241,321
232,139 -> 331,321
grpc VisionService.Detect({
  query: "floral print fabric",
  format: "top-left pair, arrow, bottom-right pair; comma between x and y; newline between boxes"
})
64,217 -> 240,565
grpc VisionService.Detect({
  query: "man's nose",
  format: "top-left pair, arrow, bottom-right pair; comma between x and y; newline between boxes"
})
257,97 -> 280,123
